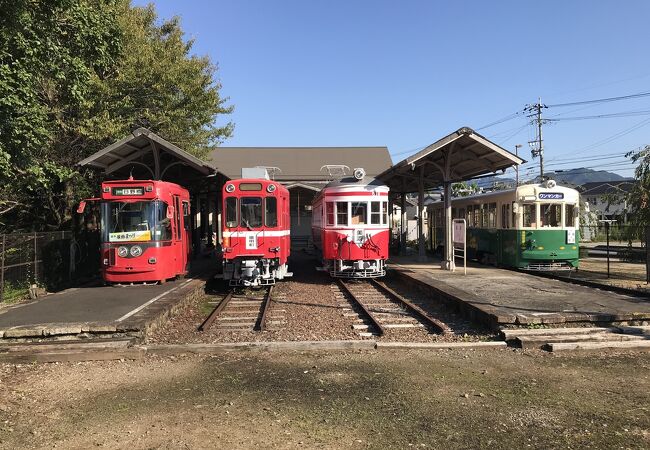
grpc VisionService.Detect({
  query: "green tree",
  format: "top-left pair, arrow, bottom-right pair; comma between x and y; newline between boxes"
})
452,181 -> 479,197
0,0 -> 233,232
625,145 -> 649,231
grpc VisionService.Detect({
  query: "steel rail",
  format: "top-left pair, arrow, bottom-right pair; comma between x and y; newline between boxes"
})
370,279 -> 452,334
198,291 -> 234,332
337,279 -> 386,336
255,285 -> 274,332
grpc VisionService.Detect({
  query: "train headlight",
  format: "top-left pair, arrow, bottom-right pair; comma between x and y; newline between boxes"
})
225,184 -> 235,193
353,167 -> 366,180
117,246 -> 128,258
130,245 -> 143,257
267,184 -> 276,193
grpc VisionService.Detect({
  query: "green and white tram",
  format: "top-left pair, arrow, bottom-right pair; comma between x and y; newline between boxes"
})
428,180 -> 580,270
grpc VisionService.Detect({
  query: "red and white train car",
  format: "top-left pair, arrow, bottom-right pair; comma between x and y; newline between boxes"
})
221,178 -> 291,286
311,169 -> 390,278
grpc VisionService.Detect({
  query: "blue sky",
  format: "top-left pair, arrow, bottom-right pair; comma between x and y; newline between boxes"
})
133,0 -> 650,179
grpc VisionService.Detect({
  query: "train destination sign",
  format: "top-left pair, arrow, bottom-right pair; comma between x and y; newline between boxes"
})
112,187 -> 144,196
538,192 -> 564,200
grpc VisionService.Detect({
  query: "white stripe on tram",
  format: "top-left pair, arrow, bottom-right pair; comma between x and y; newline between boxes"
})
222,230 -> 291,238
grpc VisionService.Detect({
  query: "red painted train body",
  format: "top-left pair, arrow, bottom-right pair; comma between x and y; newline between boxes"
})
312,172 -> 390,278
221,178 -> 291,286
95,179 -> 191,283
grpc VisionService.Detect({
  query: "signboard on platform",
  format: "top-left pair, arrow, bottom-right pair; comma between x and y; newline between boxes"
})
453,221 -> 465,244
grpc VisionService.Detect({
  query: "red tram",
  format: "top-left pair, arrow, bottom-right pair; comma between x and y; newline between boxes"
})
221,178 -> 291,286
78,178 -> 191,284
311,168 -> 390,278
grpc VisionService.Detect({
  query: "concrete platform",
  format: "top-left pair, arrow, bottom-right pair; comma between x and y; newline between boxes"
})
390,256 -> 650,328
0,277 -> 205,340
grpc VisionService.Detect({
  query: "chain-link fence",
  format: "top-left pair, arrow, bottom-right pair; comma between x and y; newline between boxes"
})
0,230 -> 100,302
579,223 -> 648,284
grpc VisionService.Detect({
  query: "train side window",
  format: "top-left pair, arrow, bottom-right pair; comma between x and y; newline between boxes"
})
501,203 -> 510,229
466,205 -> 473,228
326,202 -> 335,226
488,202 -> 496,228
182,201 -> 190,230
336,202 -> 348,226
512,202 -> 517,228
370,202 -> 381,225
225,197 -> 237,228
265,197 -> 277,227
458,208 -> 465,223
382,201 -> 388,225
565,204 -> 575,228
523,204 -> 536,228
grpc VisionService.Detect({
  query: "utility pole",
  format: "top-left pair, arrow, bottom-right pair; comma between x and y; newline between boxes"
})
525,98 -> 547,179
514,144 -> 522,186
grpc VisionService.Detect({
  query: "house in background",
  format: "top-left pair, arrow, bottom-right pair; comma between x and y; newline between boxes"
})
578,181 -> 634,223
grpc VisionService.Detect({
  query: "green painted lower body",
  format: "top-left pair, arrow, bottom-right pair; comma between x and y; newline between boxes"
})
431,227 -> 580,269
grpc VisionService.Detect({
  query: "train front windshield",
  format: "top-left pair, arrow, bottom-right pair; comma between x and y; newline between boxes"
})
101,201 -> 172,242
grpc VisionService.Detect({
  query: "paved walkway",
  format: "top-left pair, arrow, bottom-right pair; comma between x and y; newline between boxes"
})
390,256 -> 650,327
0,277 -> 210,341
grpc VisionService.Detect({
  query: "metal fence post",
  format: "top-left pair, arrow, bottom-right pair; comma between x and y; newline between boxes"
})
33,231 -> 38,284
605,222 -> 610,279
646,226 -> 650,285
0,234 -> 5,301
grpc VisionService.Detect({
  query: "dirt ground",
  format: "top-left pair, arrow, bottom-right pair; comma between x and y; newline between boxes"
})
574,258 -> 650,292
0,349 -> 648,449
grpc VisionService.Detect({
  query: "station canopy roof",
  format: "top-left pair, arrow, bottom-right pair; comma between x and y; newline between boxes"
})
377,127 -> 525,194
77,128 -> 217,186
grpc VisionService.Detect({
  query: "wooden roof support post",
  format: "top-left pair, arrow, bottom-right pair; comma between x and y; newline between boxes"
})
441,143 -> 456,271
442,181 -> 454,270
400,192 -> 407,256
417,165 -> 426,262
149,138 -> 161,180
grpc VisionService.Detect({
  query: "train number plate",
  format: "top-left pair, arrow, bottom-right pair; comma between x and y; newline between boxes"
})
566,229 -> 576,244
539,192 -> 564,200
246,235 -> 257,249
112,187 -> 144,196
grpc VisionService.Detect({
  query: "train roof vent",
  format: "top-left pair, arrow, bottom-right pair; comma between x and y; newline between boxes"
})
320,165 -> 350,180
255,166 -> 281,180
241,167 -> 270,180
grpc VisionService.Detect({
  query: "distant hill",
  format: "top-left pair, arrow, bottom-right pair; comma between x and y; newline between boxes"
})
473,168 -> 632,189
542,168 -> 631,186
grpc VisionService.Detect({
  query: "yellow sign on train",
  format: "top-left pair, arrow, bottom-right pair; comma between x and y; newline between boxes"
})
109,230 -> 151,242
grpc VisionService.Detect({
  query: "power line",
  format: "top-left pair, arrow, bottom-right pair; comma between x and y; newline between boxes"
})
546,109 -> 650,121
476,111 -> 523,131
547,90 -> 650,108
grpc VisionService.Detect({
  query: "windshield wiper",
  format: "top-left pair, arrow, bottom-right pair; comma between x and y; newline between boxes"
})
243,218 -> 253,231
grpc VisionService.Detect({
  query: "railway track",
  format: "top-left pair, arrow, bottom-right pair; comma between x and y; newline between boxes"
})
198,285 -> 285,332
335,279 -> 452,337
